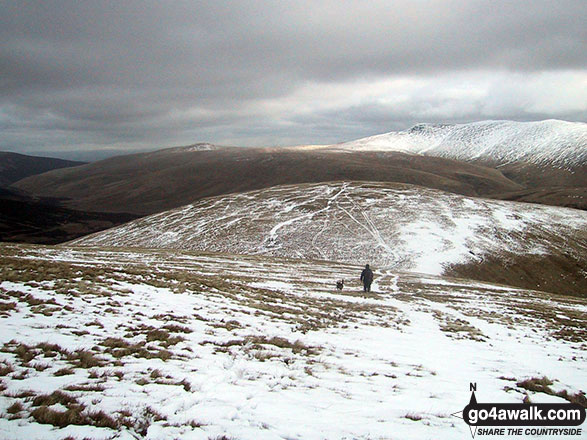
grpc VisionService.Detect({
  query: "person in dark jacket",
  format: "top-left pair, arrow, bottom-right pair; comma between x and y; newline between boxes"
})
360,264 -> 374,292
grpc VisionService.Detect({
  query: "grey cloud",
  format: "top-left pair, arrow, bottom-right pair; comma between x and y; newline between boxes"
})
0,0 -> 585,157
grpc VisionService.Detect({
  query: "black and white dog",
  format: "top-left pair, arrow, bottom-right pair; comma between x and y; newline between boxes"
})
336,279 -> 344,291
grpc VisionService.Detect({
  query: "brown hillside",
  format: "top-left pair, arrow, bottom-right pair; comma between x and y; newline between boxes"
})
14,147 -> 522,215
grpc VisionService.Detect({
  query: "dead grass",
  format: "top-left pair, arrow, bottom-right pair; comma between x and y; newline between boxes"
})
1,341 -> 106,369
69,350 -> 105,368
134,406 -> 167,437
120,324 -> 187,348
31,390 -> 78,407
136,377 -> 150,386
31,362 -> 51,371
0,301 -> 17,316
6,401 -> 24,415
101,337 -> 173,361
516,376 -> 587,408
54,367 -> 75,376
517,376 -> 553,393
12,370 -> 28,380
0,362 -> 14,376
4,389 -> 36,399
31,406 -> 120,429
162,323 -> 192,333
211,319 -> 242,331
446,251 -> 587,299
25,389 -> 150,431
404,412 -> 423,421
432,310 -> 487,341
178,378 -> 191,392
209,335 -> 320,357
64,383 -> 106,392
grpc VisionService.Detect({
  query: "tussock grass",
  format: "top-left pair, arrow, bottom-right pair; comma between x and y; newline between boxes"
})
4,389 -> 36,399
11,370 -> 28,380
133,406 -> 166,437
24,388 -> 163,433
0,301 -> 17,315
69,350 -> 105,368
1,341 -> 106,369
0,362 -> 14,376
101,336 -> 173,361
31,390 -> 78,407
6,401 -> 24,415
145,329 -> 170,342
152,313 -> 190,323
31,362 -> 51,371
211,319 -> 243,331
210,335 -> 320,357
64,383 -> 106,392
404,412 -> 423,421
162,323 -> 192,333
517,376 -> 553,393
121,324 -> 186,348
102,337 -> 130,349
31,406 -> 119,429
516,376 -> 587,408
432,310 -> 487,341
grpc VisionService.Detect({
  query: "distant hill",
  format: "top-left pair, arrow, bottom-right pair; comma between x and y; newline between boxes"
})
0,187 -> 138,244
71,181 -> 587,297
337,120 -> 587,167
0,151 -> 84,186
12,120 -> 587,216
335,120 -> 587,209
13,145 -> 522,215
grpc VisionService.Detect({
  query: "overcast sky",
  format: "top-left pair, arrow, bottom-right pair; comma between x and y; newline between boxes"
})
1,0 -> 586,159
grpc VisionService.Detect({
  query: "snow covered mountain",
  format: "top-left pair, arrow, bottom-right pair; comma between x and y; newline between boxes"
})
71,181 -> 587,296
1,243 -> 585,440
336,120 -> 587,167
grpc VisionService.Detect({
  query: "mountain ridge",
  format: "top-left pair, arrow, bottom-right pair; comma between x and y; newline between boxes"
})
71,181 -> 587,297
13,149 -> 520,215
0,151 -> 84,186
336,119 -> 587,168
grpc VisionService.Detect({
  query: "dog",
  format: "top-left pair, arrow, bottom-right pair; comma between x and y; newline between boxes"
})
336,279 -> 344,291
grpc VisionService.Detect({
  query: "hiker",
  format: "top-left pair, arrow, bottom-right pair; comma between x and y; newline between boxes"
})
360,264 -> 374,292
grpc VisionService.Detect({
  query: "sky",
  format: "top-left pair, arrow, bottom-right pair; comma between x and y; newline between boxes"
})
1,0 -> 586,160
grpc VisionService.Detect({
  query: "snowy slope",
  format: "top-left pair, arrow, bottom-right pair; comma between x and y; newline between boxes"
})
71,182 -> 587,279
0,244 -> 585,440
336,120 -> 587,167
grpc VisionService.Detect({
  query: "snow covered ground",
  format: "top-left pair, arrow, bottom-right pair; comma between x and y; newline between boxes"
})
0,244 -> 585,439
71,182 -> 587,279
333,120 -> 587,167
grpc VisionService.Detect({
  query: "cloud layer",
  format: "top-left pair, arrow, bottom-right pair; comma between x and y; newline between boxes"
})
1,0 -> 585,157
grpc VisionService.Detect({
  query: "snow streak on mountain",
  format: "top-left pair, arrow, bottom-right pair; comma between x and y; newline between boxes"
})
72,182 -> 587,279
337,120 -> 587,167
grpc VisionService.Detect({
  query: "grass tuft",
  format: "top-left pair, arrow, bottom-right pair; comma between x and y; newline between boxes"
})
54,367 -> 75,376
516,376 -> 587,408
31,390 -> 78,407
0,362 -> 14,376
6,401 -> 24,414
404,412 -> 423,421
